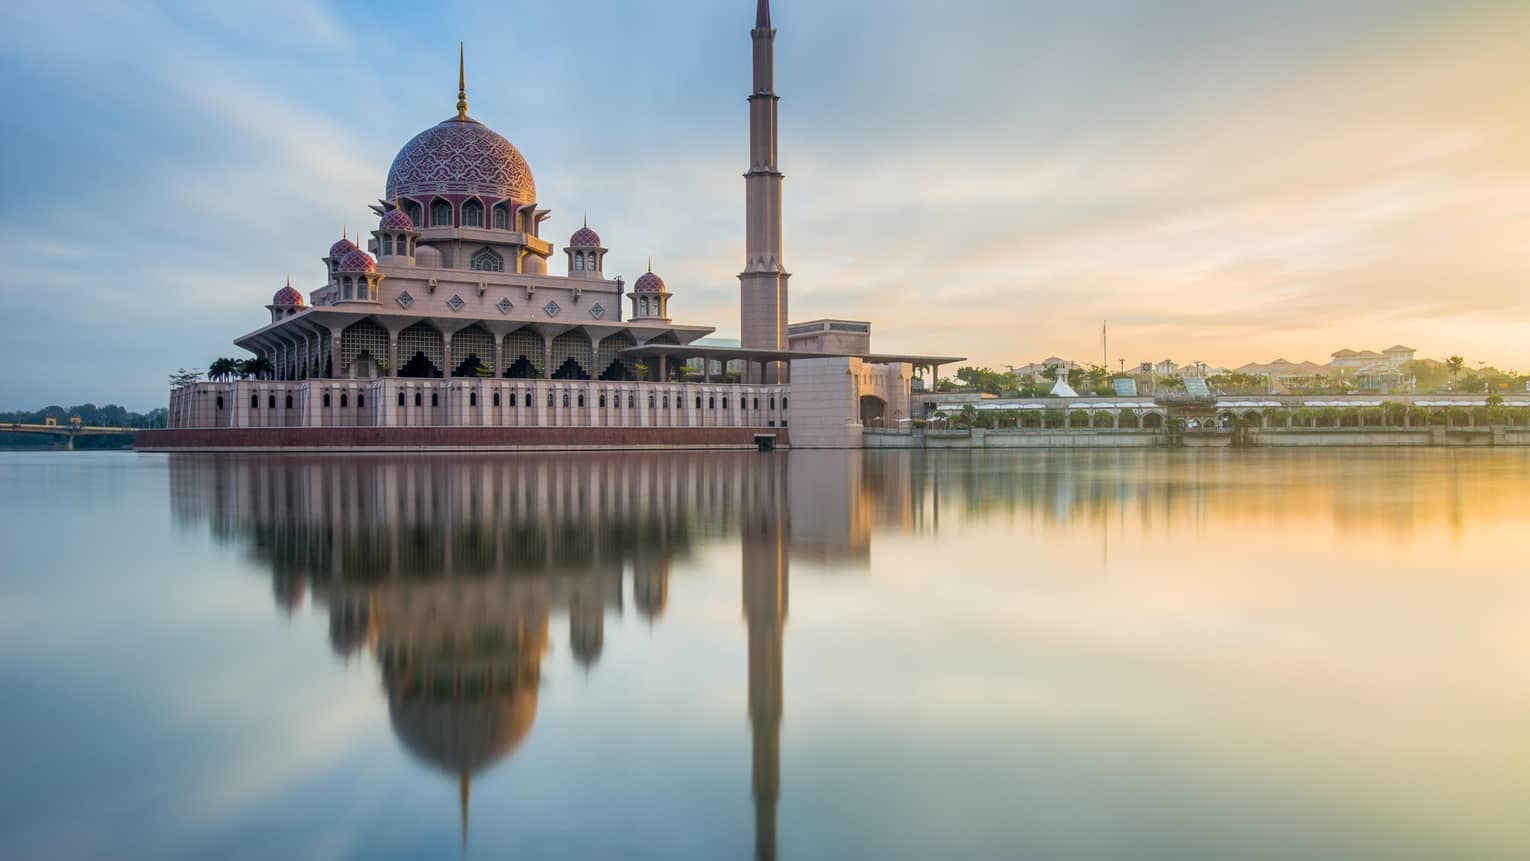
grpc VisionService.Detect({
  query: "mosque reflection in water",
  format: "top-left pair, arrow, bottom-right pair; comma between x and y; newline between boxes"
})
170,452 -> 844,859
165,449 -> 1521,857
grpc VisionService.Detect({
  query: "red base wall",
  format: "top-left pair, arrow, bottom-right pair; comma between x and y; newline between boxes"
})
136,426 -> 789,451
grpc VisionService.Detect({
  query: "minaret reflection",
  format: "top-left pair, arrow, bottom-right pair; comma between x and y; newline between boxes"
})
744,454 -> 789,861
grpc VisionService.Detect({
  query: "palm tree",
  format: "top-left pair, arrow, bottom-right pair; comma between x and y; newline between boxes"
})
239,356 -> 274,381
207,358 -> 239,381
1446,355 -> 1466,381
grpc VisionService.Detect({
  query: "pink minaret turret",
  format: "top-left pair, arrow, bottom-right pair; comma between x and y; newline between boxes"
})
741,0 -> 789,384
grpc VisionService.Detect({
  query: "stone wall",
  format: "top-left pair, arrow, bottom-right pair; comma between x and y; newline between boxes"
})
137,425 -> 788,452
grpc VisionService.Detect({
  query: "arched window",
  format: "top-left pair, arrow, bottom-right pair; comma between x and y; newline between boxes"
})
398,391 -> 405,407
342,277 -> 353,300
216,396 -> 224,410
431,392 -> 439,407
286,395 -> 293,409
251,395 -> 259,409
406,201 -> 423,226
414,392 -> 422,407
493,206 -> 510,230
562,392 -> 570,408
340,393 -> 348,408
577,393 -> 585,408
524,392 -> 531,407
639,297 -> 650,317
323,393 -> 331,408
599,394 -> 606,408
383,236 -> 393,256
430,199 -> 452,227
587,252 -> 599,271
357,394 -> 365,408
493,392 -> 501,407
470,247 -> 504,272
469,392 -> 478,407
268,394 -> 276,409
462,200 -> 484,228
329,260 -> 338,274
574,253 -> 584,271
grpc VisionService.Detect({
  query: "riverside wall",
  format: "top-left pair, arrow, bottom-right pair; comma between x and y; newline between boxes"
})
136,426 -> 788,452
863,427 -> 1530,450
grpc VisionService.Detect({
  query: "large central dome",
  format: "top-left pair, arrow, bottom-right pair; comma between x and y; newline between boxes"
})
386,116 -> 537,203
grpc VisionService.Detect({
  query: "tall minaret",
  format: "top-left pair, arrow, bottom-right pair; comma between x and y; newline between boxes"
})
741,0 -> 790,384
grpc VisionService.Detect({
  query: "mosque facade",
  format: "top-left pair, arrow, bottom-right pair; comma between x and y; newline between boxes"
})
154,0 -> 960,449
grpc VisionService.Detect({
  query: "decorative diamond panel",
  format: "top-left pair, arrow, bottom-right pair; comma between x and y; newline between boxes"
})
497,297 -> 513,315
544,300 -> 561,317
447,294 -> 465,312
397,291 -> 414,309
589,303 -> 605,320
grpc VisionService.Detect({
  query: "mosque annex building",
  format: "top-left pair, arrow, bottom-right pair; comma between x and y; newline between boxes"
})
152,1 -> 961,451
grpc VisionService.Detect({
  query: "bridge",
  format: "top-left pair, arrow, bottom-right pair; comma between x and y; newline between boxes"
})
4,423 -> 139,449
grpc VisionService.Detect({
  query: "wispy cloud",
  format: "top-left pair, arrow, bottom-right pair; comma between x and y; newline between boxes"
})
0,0 -> 1525,408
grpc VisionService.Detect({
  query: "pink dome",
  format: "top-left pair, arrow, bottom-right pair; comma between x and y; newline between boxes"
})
380,208 -> 415,231
328,236 -> 357,258
386,117 -> 536,203
633,271 -> 666,293
338,248 -> 376,273
569,226 -> 601,247
271,285 -> 306,307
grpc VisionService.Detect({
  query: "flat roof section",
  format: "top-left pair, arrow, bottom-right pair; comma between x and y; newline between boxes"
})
621,344 -> 965,367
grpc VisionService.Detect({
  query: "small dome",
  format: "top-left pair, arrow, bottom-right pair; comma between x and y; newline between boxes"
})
329,236 -> 357,258
633,270 -> 666,293
380,208 -> 415,231
339,248 -> 377,273
272,285 -> 306,307
415,245 -> 443,268
569,226 -> 601,248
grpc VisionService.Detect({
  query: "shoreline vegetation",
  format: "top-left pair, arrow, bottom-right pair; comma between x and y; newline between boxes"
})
0,403 -> 164,449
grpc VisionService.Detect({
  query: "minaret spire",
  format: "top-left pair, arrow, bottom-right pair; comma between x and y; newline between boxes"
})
456,43 -> 469,120
741,0 -> 789,383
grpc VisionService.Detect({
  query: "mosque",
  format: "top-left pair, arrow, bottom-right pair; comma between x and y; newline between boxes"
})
155,0 -> 961,450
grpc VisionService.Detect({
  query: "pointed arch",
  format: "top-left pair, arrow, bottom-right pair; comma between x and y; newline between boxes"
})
470,247 -> 504,272
398,322 -> 444,378
429,197 -> 453,228
550,331 -> 593,380
502,329 -> 542,378
461,197 -> 485,228
451,325 -> 495,377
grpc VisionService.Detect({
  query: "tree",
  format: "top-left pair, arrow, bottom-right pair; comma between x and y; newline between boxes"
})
1446,356 -> 1466,381
1118,407 -> 1139,428
1294,407 -> 1317,428
169,368 -> 201,388
239,356 -> 274,380
208,358 -> 240,381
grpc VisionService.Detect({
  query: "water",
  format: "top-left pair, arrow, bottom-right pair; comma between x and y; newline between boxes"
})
1,449 -> 1527,861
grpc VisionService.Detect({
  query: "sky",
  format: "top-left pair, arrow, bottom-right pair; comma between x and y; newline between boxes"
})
0,0 -> 1526,410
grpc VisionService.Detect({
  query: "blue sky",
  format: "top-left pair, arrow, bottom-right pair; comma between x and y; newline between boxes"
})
1,0 -> 1526,409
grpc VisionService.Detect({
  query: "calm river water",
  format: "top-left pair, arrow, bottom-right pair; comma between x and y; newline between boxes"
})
1,449 -> 1527,860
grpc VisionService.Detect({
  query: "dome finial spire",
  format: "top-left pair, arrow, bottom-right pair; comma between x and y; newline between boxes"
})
285,272 -> 291,287
647,257 -> 652,273
456,43 -> 469,120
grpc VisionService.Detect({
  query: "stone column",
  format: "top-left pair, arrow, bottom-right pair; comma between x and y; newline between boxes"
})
442,332 -> 454,381
543,335 -> 555,380
493,334 -> 505,382
328,328 -> 343,380
387,330 -> 400,377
